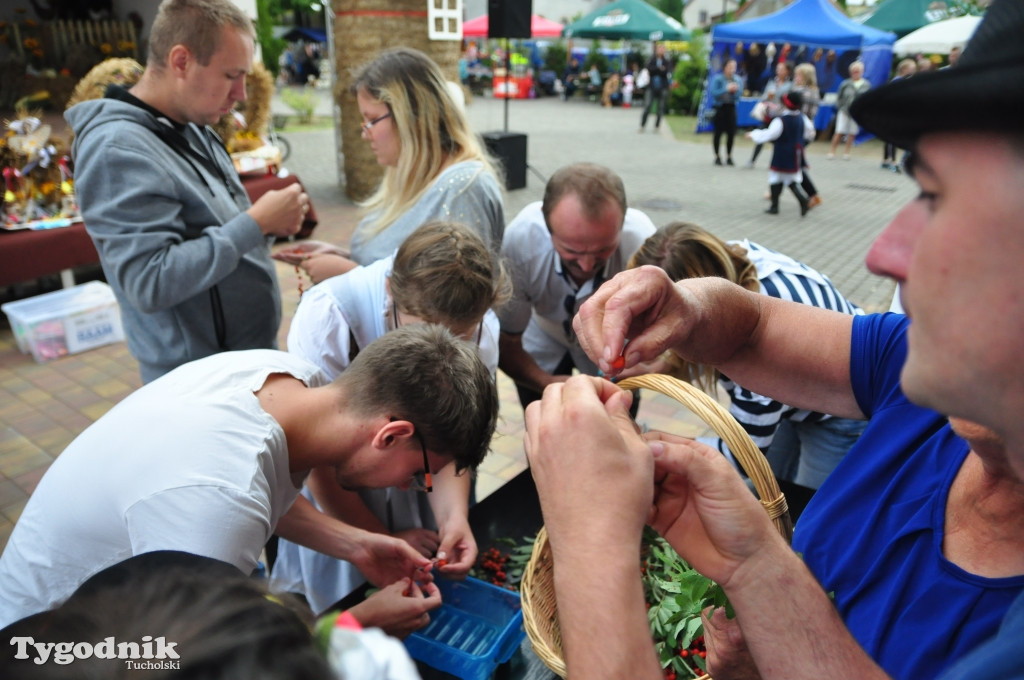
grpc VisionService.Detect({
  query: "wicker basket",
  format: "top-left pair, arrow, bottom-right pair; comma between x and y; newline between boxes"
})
521,374 -> 794,678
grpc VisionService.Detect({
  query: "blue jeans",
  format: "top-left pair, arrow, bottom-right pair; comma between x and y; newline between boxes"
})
766,417 -> 867,490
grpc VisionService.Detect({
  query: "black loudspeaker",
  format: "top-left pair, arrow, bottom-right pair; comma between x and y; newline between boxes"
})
483,131 -> 528,190
488,0 -> 532,38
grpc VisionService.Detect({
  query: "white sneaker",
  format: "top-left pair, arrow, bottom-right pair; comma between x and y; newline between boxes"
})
826,153 -> 835,160
843,154 -> 851,160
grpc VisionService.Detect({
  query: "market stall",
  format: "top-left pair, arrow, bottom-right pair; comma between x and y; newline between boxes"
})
699,0 -> 895,132
0,174 -> 318,289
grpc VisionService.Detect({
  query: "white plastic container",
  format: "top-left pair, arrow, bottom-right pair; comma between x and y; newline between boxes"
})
1,281 -> 124,363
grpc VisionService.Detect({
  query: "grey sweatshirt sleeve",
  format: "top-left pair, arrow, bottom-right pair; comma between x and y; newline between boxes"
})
75,127 -> 266,314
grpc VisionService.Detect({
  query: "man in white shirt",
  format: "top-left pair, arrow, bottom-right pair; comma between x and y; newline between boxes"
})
0,325 -> 497,632
497,163 -> 656,410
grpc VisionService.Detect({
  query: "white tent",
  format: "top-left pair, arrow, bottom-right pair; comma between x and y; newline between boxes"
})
894,14 -> 982,55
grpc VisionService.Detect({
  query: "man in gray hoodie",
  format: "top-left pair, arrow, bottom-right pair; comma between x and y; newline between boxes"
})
65,0 -> 308,383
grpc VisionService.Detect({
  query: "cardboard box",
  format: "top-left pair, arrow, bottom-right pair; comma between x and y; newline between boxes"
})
2,282 -> 124,363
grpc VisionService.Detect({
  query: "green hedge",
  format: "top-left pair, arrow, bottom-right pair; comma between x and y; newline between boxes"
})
667,29 -> 707,115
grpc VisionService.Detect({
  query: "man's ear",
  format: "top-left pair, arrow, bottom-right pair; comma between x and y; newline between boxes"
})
168,44 -> 191,78
371,418 -> 415,451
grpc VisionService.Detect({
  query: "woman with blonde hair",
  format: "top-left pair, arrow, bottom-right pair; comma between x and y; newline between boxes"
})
271,220 -> 511,615
628,221 -> 865,489
276,47 -> 504,282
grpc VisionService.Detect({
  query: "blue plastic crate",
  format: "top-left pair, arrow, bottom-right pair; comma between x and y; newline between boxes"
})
404,576 -> 525,680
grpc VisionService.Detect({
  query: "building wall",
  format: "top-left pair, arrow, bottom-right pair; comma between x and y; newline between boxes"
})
683,0 -> 739,29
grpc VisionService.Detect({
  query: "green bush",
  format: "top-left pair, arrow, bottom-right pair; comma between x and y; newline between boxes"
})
544,42 -> 568,76
255,0 -> 286,77
279,87 -> 317,123
667,29 -> 707,115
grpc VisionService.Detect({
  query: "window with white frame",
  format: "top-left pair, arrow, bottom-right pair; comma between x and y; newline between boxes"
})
428,0 -> 462,40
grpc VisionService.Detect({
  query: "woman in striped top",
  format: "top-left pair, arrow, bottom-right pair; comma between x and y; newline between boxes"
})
629,222 -> 866,489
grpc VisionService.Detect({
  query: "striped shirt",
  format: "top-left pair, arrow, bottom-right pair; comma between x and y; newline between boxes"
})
719,240 -> 862,451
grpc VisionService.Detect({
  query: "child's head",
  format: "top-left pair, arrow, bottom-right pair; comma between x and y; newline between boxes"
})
389,221 -> 511,340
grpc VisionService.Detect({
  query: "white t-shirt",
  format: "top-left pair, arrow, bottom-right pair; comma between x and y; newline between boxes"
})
498,201 -> 656,374
0,350 -> 321,627
273,256 -> 498,613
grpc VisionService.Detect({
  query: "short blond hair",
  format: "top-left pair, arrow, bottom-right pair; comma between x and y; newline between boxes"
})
148,0 -> 254,69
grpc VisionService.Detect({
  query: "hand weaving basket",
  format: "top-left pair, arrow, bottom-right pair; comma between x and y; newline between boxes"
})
520,374 -> 794,678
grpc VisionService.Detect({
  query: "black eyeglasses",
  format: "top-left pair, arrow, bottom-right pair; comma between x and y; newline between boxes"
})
360,112 -> 392,133
391,417 -> 432,493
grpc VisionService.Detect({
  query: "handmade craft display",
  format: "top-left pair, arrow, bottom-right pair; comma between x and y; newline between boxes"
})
1,109 -> 77,230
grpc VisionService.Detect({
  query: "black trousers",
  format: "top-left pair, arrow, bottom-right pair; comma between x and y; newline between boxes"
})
712,103 -> 738,157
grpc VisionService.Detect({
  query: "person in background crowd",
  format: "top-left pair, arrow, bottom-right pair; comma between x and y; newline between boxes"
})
627,222 -> 866,490
65,0 -> 309,383
562,56 -> 582,100
711,58 -> 744,166
791,62 -> 823,208
827,60 -> 870,160
744,43 -> 767,94
744,60 -> 792,169
274,47 -> 504,282
819,48 -> 839,93
601,72 -> 622,107
639,43 -> 672,132
622,62 -> 637,107
586,61 -> 603,99
945,45 -> 961,68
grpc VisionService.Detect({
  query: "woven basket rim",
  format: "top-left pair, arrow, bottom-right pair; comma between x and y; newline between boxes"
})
522,373 -> 793,678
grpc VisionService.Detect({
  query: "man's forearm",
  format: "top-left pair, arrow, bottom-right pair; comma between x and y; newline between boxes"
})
724,540 -> 889,680
498,332 -> 554,393
276,494 -> 369,562
308,466 -> 390,534
552,540 -> 662,679
674,279 -> 861,420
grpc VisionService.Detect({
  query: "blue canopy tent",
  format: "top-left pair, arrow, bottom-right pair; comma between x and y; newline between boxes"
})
702,0 -> 895,132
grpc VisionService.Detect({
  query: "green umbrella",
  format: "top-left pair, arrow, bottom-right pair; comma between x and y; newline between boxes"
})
860,0 -> 958,38
563,0 -> 691,41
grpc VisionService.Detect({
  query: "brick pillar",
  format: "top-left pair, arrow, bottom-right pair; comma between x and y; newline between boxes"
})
332,0 -> 461,200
